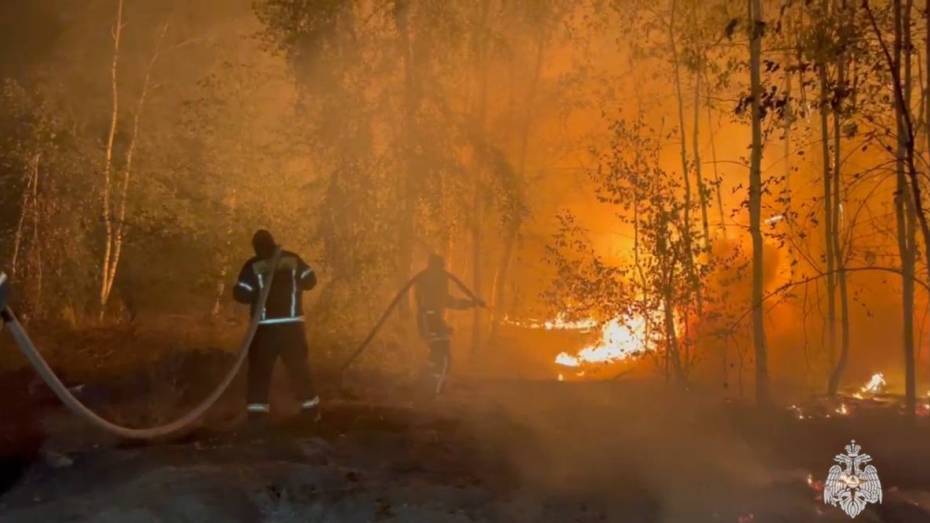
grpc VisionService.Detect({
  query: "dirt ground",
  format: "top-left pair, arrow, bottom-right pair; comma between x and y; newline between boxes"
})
2,322 -> 930,522
4,367 -> 930,522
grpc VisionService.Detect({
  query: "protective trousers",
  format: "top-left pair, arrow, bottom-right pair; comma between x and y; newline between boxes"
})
419,308 -> 451,395
429,339 -> 451,395
246,322 -> 318,414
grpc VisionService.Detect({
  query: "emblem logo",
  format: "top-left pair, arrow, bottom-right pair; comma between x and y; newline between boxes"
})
823,440 -> 882,518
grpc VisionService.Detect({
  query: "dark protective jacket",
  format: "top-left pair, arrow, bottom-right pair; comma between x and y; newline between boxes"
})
413,268 -> 472,340
234,250 -> 316,324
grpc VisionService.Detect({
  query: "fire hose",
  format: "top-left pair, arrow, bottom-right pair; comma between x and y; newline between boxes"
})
0,248 -> 282,441
339,270 -> 485,375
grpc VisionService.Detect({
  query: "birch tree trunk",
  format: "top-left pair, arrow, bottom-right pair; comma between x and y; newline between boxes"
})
98,0 -> 124,318
212,191 -> 238,317
11,153 -> 40,279
29,152 -> 43,317
101,21 -> 169,307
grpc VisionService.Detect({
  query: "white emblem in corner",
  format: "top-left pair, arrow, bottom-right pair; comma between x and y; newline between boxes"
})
824,440 -> 882,518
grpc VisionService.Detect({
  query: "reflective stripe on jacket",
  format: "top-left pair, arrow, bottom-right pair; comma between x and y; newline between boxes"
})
234,250 -> 316,323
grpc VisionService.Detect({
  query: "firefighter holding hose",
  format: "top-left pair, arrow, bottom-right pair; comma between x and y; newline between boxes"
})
234,230 -> 320,425
414,254 -> 484,396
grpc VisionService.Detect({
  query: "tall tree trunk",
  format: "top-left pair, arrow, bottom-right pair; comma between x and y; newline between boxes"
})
915,0 -> 930,392
29,152 -> 42,317
670,0 -> 702,314
657,214 -> 683,383
749,0 -> 770,405
213,191 -> 238,317
828,0 -> 852,396
783,42 -> 793,197
900,1 -> 930,421
900,0 -> 918,415
102,21 -> 168,306
13,152 -> 44,318
99,0 -> 124,318
663,292 -> 682,382
693,69 -> 711,247
705,96 -> 727,237
828,115 -> 851,395
817,31 -> 837,375
781,8 -> 797,280
868,0 -> 920,415
11,153 -> 40,279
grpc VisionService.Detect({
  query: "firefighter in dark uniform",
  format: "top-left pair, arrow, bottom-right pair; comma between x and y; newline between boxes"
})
234,230 -> 320,423
414,254 -> 482,395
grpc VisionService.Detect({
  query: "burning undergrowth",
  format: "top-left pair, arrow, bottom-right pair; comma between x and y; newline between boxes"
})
553,316 -> 650,369
787,372 -> 930,421
506,313 -> 653,380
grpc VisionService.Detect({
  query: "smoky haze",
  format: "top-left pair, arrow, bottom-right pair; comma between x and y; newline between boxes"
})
0,0 -> 924,419
5,1 -> 930,522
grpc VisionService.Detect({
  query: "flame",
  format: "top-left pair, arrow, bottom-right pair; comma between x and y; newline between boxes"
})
554,317 -> 647,367
555,352 -> 581,367
860,372 -> 886,395
543,314 -> 598,331
504,313 -> 597,332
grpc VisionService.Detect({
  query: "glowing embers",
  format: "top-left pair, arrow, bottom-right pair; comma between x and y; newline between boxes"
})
554,316 -> 648,368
